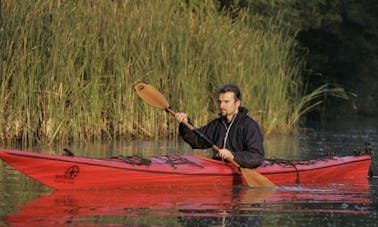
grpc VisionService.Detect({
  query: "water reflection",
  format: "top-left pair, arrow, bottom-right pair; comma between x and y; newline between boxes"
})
4,186 -> 269,225
2,182 -> 373,226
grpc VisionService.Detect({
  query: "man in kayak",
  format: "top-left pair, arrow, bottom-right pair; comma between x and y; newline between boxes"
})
175,84 -> 264,168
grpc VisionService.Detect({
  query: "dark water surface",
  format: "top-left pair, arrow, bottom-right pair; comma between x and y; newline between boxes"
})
1,117 -> 378,226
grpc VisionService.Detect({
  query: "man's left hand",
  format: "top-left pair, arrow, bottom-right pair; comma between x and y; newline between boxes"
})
218,149 -> 234,161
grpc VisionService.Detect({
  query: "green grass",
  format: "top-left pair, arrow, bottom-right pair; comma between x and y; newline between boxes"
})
0,1 -> 346,146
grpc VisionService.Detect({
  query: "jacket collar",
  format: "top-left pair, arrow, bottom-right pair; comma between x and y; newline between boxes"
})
219,106 -> 248,123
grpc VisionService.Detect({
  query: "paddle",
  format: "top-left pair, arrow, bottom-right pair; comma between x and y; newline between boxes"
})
134,82 -> 275,188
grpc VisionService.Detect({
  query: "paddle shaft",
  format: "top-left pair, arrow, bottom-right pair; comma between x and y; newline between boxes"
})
166,107 -> 241,168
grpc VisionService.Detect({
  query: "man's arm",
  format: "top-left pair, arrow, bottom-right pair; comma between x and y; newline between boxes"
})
233,119 -> 265,168
176,112 -> 213,149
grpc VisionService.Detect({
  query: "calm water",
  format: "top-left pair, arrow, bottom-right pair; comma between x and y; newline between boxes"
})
1,117 -> 377,226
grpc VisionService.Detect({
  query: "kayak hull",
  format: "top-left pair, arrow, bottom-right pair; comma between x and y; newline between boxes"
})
0,150 -> 242,189
0,149 -> 371,189
259,155 -> 372,186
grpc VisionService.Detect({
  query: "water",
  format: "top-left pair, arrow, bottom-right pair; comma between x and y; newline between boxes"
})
1,117 -> 378,226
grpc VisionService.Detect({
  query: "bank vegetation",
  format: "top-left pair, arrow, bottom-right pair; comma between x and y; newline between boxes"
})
0,1 -> 346,146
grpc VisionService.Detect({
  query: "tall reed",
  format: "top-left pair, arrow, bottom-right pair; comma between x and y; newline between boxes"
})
0,1 -> 345,146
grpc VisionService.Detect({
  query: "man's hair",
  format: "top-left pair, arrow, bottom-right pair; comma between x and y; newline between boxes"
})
217,84 -> 242,101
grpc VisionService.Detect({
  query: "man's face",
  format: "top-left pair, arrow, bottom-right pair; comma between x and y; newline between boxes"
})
217,91 -> 240,120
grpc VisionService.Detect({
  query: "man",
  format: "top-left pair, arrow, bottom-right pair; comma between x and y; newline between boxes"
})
175,84 -> 264,168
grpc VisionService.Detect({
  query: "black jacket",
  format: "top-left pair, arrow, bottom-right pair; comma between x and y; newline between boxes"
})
179,107 -> 264,168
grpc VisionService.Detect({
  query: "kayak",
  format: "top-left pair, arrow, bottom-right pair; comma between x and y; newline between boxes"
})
0,149 -> 372,189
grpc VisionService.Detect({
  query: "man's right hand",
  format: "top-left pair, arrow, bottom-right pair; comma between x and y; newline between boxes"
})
175,112 -> 189,124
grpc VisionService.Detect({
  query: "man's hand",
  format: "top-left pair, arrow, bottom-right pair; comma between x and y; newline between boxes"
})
218,148 -> 234,161
175,112 -> 189,124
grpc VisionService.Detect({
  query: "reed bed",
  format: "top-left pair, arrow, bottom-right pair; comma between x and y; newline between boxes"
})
0,1 -> 345,146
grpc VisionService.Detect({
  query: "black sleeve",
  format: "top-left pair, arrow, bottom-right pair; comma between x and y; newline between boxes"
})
233,119 -> 265,168
178,120 -> 214,149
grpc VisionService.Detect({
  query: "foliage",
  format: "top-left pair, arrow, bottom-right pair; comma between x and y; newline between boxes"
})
0,1 -> 344,145
298,0 -> 378,116
217,0 -> 342,32
218,0 -> 378,117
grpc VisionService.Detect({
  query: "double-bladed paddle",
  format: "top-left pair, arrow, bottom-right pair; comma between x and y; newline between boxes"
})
134,82 -> 275,188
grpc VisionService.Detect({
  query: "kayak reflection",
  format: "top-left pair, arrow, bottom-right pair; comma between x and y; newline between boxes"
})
6,180 -> 370,226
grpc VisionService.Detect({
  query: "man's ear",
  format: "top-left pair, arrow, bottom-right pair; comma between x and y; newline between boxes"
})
235,99 -> 241,108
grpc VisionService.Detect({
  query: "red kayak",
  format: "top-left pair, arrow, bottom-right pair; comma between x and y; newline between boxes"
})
0,149 -> 372,189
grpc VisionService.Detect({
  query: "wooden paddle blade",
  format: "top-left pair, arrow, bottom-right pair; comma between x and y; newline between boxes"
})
134,82 -> 169,110
240,168 -> 276,188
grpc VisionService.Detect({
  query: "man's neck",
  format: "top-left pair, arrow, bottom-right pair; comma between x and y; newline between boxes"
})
226,112 -> 238,123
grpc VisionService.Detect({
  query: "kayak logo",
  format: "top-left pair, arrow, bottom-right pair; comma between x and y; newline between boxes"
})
55,165 -> 80,183
65,165 -> 80,178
